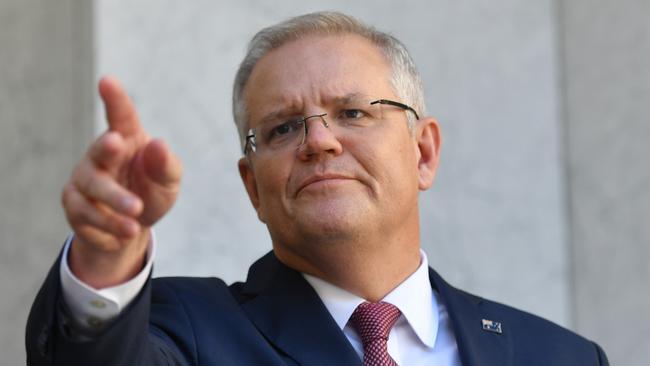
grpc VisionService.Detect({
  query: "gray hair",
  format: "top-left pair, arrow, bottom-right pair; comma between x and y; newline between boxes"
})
232,11 -> 426,152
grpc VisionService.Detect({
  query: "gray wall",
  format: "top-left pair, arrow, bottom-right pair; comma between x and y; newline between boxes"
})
1,0 -> 647,364
561,0 -> 650,364
0,0 -> 94,365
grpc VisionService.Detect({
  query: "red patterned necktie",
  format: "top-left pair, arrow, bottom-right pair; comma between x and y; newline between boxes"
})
350,301 -> 402,366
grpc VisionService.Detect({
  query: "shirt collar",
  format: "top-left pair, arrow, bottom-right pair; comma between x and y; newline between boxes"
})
303,250 -> 438,348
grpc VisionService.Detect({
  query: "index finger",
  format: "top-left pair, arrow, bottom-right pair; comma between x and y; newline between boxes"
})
98,76 -> 144,136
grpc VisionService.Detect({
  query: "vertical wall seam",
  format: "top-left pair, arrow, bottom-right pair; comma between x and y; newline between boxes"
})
551,0 -> 578,331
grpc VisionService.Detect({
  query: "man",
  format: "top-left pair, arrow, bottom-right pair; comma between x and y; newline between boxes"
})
26,11 -> 608,365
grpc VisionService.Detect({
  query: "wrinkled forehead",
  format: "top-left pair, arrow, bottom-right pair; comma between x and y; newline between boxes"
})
243,34 -> 396,127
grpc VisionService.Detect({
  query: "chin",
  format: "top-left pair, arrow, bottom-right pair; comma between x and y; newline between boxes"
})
293,196 -> 373,241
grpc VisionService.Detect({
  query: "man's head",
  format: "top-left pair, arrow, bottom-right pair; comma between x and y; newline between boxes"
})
233,12 -> 426,151
233,12 -> 440,277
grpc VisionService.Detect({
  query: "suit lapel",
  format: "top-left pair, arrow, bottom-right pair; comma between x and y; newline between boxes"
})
429,268 -> 514,366
239,252 -> 514,366
240,252 -> 361,366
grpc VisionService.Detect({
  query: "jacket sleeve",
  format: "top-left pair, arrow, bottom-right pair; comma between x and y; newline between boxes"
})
25,248 -> 190,366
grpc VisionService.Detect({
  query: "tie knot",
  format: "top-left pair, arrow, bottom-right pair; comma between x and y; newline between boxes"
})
350,301 -> 401,346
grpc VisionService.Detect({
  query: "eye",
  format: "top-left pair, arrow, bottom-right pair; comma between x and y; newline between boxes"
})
264,119 -> 303,142
272,122 -> 294,135
340,109 -> 365,119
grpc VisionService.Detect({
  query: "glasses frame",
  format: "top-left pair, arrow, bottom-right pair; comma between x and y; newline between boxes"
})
369,99 -> 419,120
244,98 -> 419,155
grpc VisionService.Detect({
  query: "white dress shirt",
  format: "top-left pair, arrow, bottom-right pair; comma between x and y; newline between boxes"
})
60,237 -> 461,364
304,251 -> 461,366
59,234 -> 154,329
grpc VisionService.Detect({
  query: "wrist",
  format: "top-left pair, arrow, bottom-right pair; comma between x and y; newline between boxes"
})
69,229 -> 151,289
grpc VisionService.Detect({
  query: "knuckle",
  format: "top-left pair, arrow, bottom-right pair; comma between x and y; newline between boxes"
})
94,208 -> 114,230
61,183 -> 74,206
80,170 -> 104,200
85,173 -> 99,194
66,196 -> 87,225
92,134 -> 109,158
108,216 -> 126,235
91,204 -> 125,236
62,187 -> 82,217
69,160 -> 85,185
72,159 -> 91,189
92,132 -> 123,167
75,226 -> 107,249
86,139 -> 103,162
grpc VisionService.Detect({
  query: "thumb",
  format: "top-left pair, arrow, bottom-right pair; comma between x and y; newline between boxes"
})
142,139 -> 183,187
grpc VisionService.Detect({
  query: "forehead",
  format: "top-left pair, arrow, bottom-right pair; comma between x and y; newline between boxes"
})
244,34 -> 395,125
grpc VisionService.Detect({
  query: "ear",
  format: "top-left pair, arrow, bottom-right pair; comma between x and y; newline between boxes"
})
238,157 -> 266,223
414,117 -> 441,190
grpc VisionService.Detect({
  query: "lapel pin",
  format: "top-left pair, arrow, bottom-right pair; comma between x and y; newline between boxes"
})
481,319 -> 503,334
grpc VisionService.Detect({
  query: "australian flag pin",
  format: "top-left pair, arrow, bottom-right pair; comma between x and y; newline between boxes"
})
482,319 -> 503,334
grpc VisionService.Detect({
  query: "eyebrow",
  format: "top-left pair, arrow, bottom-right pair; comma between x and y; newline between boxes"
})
331,92 -> 367,105
258,109 -> 296,126
257,102 -> 304,126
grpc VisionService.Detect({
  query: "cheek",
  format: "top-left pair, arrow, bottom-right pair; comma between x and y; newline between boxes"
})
381,137 -> 420,188
255,161 -> 292,207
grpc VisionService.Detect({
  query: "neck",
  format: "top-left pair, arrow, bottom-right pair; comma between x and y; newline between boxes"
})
273,223 -> 422,302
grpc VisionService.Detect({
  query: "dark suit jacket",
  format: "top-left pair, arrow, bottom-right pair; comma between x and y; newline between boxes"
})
26,250 -> 609,365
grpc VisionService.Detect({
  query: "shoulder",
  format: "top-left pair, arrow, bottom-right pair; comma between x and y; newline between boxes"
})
480,295 -> 589,343
485,297 -> 608,364
430,269 -> 609,365
455,287 -> 609,364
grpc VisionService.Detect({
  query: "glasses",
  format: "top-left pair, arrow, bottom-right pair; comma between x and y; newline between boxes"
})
244,97 -> 419,156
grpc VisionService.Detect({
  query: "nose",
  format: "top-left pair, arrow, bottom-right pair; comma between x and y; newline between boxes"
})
300,113 -> 329,144
297,114 -> 343,160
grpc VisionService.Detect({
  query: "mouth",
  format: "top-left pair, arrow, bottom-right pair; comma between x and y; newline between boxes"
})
296,174 -> 356,195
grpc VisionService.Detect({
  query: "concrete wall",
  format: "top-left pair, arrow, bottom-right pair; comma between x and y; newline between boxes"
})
560,0 -> 650,364
2,0 -> 647,364
0,0 -> 94,364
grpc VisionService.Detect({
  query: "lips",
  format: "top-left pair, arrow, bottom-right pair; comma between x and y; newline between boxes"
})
296,174 -> 355,195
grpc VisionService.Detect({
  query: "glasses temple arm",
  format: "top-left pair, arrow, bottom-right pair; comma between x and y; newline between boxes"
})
370,99 -> 420,120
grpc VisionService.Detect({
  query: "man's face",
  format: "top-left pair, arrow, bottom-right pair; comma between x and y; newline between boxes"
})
239,34 -> 439,257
